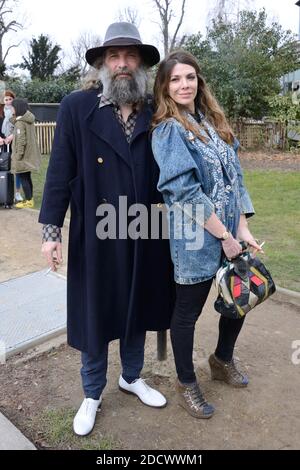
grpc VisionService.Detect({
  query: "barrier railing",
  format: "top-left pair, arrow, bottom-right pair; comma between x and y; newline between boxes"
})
35,122 -> 56,155
34,120 -> 290,155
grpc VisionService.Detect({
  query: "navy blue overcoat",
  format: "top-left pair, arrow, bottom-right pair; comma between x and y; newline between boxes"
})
39,89 -> 175,355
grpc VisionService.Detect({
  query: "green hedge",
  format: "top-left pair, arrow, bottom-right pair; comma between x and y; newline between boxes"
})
5,77 -> 79,103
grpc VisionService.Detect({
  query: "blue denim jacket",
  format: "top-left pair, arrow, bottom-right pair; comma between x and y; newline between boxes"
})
152,115 -> 255,284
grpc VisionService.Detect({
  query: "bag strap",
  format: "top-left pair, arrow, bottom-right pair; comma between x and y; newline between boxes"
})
0,144 -> 11,153
232,256 -> 249,281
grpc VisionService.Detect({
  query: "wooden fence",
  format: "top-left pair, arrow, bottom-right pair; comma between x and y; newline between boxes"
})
34,120 -> 288,155
230,120 -> 286,150
35,122 -> 56,155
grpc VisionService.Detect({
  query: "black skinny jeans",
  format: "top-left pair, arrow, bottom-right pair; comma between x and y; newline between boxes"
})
170,279 -> 245,384
18,172 -> 33,200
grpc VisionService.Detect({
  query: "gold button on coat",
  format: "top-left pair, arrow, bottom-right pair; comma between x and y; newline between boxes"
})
97,157 -> 104,164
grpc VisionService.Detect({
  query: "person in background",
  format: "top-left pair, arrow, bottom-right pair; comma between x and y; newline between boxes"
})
14,175 -> 23,202
1,89 -> 15,144
11,98 -> 41,208
0,90 -> 23,202
152,50 -> 262,419
0,99 -> 5,144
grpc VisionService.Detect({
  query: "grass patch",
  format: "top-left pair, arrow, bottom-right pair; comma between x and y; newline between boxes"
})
36,408 -> 117,450
32,154 -> 50,210
244,170 -> 300,292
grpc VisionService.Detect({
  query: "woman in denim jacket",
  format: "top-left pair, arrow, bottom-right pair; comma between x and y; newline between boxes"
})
152,51 -> 263,419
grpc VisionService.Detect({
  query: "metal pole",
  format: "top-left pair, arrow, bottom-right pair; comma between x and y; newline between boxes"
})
299,4 -> 300,41
157,330 -> 167,361
296,1 -> 300,40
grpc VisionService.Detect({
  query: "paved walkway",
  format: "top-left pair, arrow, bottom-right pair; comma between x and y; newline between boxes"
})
0,207 -> 68,449
0,412 -> 36,450
0,270 -> 66,358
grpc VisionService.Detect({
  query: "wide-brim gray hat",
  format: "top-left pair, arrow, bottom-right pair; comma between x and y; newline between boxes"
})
86,22 -> 160,67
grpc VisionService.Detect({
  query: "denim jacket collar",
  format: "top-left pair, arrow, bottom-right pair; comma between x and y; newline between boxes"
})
184,111 -> 232,181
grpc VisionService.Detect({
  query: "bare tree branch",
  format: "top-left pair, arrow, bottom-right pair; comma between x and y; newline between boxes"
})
3,39 -> 22,61
69,31 -> 102,75
116,6 -> 141,27
206,0 -> 255,26
1,9 -> 13,15
152,0 -> 187,56
0,0 -> 23,75
170,0 -> 186,51
1,19 -> 22,33
153,0 -> 171,56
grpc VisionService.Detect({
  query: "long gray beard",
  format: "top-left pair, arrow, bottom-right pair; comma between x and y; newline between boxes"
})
98,65 -> 148,105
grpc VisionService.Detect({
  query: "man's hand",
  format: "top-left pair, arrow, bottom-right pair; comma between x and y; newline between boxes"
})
41,241 -> 63,271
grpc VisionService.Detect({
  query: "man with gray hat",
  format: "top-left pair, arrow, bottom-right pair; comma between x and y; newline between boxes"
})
39,22 -> 175,436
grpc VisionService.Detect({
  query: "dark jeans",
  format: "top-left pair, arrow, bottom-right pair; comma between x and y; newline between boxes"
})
170,279 -> 245,384
81,331 -> 146,400
18,172 -> 33,200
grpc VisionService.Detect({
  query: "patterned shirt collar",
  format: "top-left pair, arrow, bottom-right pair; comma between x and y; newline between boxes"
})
98,93 -> 141,111
98,93 -> 139,143
98,94 -> 114,109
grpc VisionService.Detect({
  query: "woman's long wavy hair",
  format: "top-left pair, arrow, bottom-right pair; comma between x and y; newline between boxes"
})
152,50 -> 234,144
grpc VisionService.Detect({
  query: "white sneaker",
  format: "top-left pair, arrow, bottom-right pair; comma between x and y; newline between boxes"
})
15,192 -> 23,202
73,397 -> 102,436
119,375 -> 167,408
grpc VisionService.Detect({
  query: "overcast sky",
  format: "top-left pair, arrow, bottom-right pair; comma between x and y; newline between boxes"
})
4,0 -> 300,70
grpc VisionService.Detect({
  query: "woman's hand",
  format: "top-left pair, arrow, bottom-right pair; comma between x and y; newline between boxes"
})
5,135 -> 13,145
221,233 -> 243,259
237,215 -> 263,255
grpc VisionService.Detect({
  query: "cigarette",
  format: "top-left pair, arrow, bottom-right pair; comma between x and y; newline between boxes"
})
44,267 -> 52,275
259,241 -> 265,249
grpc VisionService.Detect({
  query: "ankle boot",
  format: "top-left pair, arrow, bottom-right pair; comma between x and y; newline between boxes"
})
176,379 -> 215,419
209,353 -> 249,387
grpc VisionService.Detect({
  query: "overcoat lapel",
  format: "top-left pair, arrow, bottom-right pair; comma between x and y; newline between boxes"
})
130,105 -> 152,146
86,104 -> 132,167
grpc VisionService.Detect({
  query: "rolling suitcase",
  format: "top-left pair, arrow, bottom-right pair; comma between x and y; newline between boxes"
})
0,144 -> 11,171
0,171 -> 14,208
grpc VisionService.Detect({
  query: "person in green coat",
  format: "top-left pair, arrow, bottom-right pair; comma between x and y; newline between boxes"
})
11,98 -> 41,208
